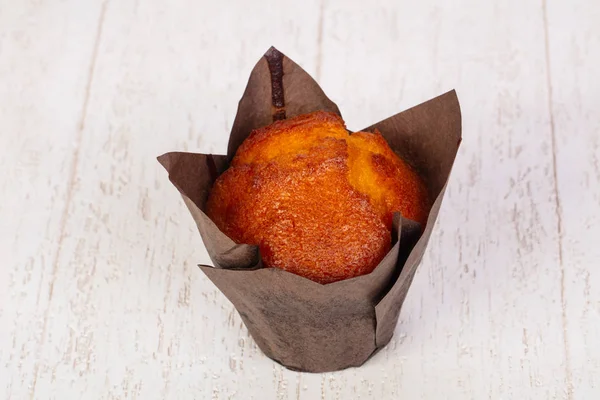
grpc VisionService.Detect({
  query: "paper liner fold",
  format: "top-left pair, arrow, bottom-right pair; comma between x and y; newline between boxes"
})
157,47 -> 461,372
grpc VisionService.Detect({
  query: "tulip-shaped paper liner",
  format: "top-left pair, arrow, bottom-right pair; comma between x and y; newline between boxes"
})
157,47 -> 461,373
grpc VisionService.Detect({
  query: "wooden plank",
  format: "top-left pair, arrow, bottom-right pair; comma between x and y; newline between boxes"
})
0,1 -> 106,399
545,0 -> 600,398
305,0 -> 569,398
25,0 -> 323,398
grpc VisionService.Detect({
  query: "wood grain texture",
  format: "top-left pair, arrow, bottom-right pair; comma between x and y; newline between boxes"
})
0,0 -> 598,398
545,0 -> 600,397
0,1 -> 106,399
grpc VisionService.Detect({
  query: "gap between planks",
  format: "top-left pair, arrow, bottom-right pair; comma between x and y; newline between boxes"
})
542,0 -> 572,398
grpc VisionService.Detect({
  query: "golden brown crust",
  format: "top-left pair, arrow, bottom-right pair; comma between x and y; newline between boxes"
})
206,111 -> 429,284
346,131 -> 429,228
232,111 -> 348,167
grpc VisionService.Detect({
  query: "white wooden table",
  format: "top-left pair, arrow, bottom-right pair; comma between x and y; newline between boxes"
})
1,0 -> 599,398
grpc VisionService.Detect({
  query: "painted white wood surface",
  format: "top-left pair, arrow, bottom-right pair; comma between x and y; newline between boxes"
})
1,0 -> 598,399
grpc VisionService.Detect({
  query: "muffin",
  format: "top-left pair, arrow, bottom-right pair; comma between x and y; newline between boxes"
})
206,110 -> 429,284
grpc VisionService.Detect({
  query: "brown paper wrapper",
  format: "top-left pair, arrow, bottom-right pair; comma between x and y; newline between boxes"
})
157,47 -> 461,373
